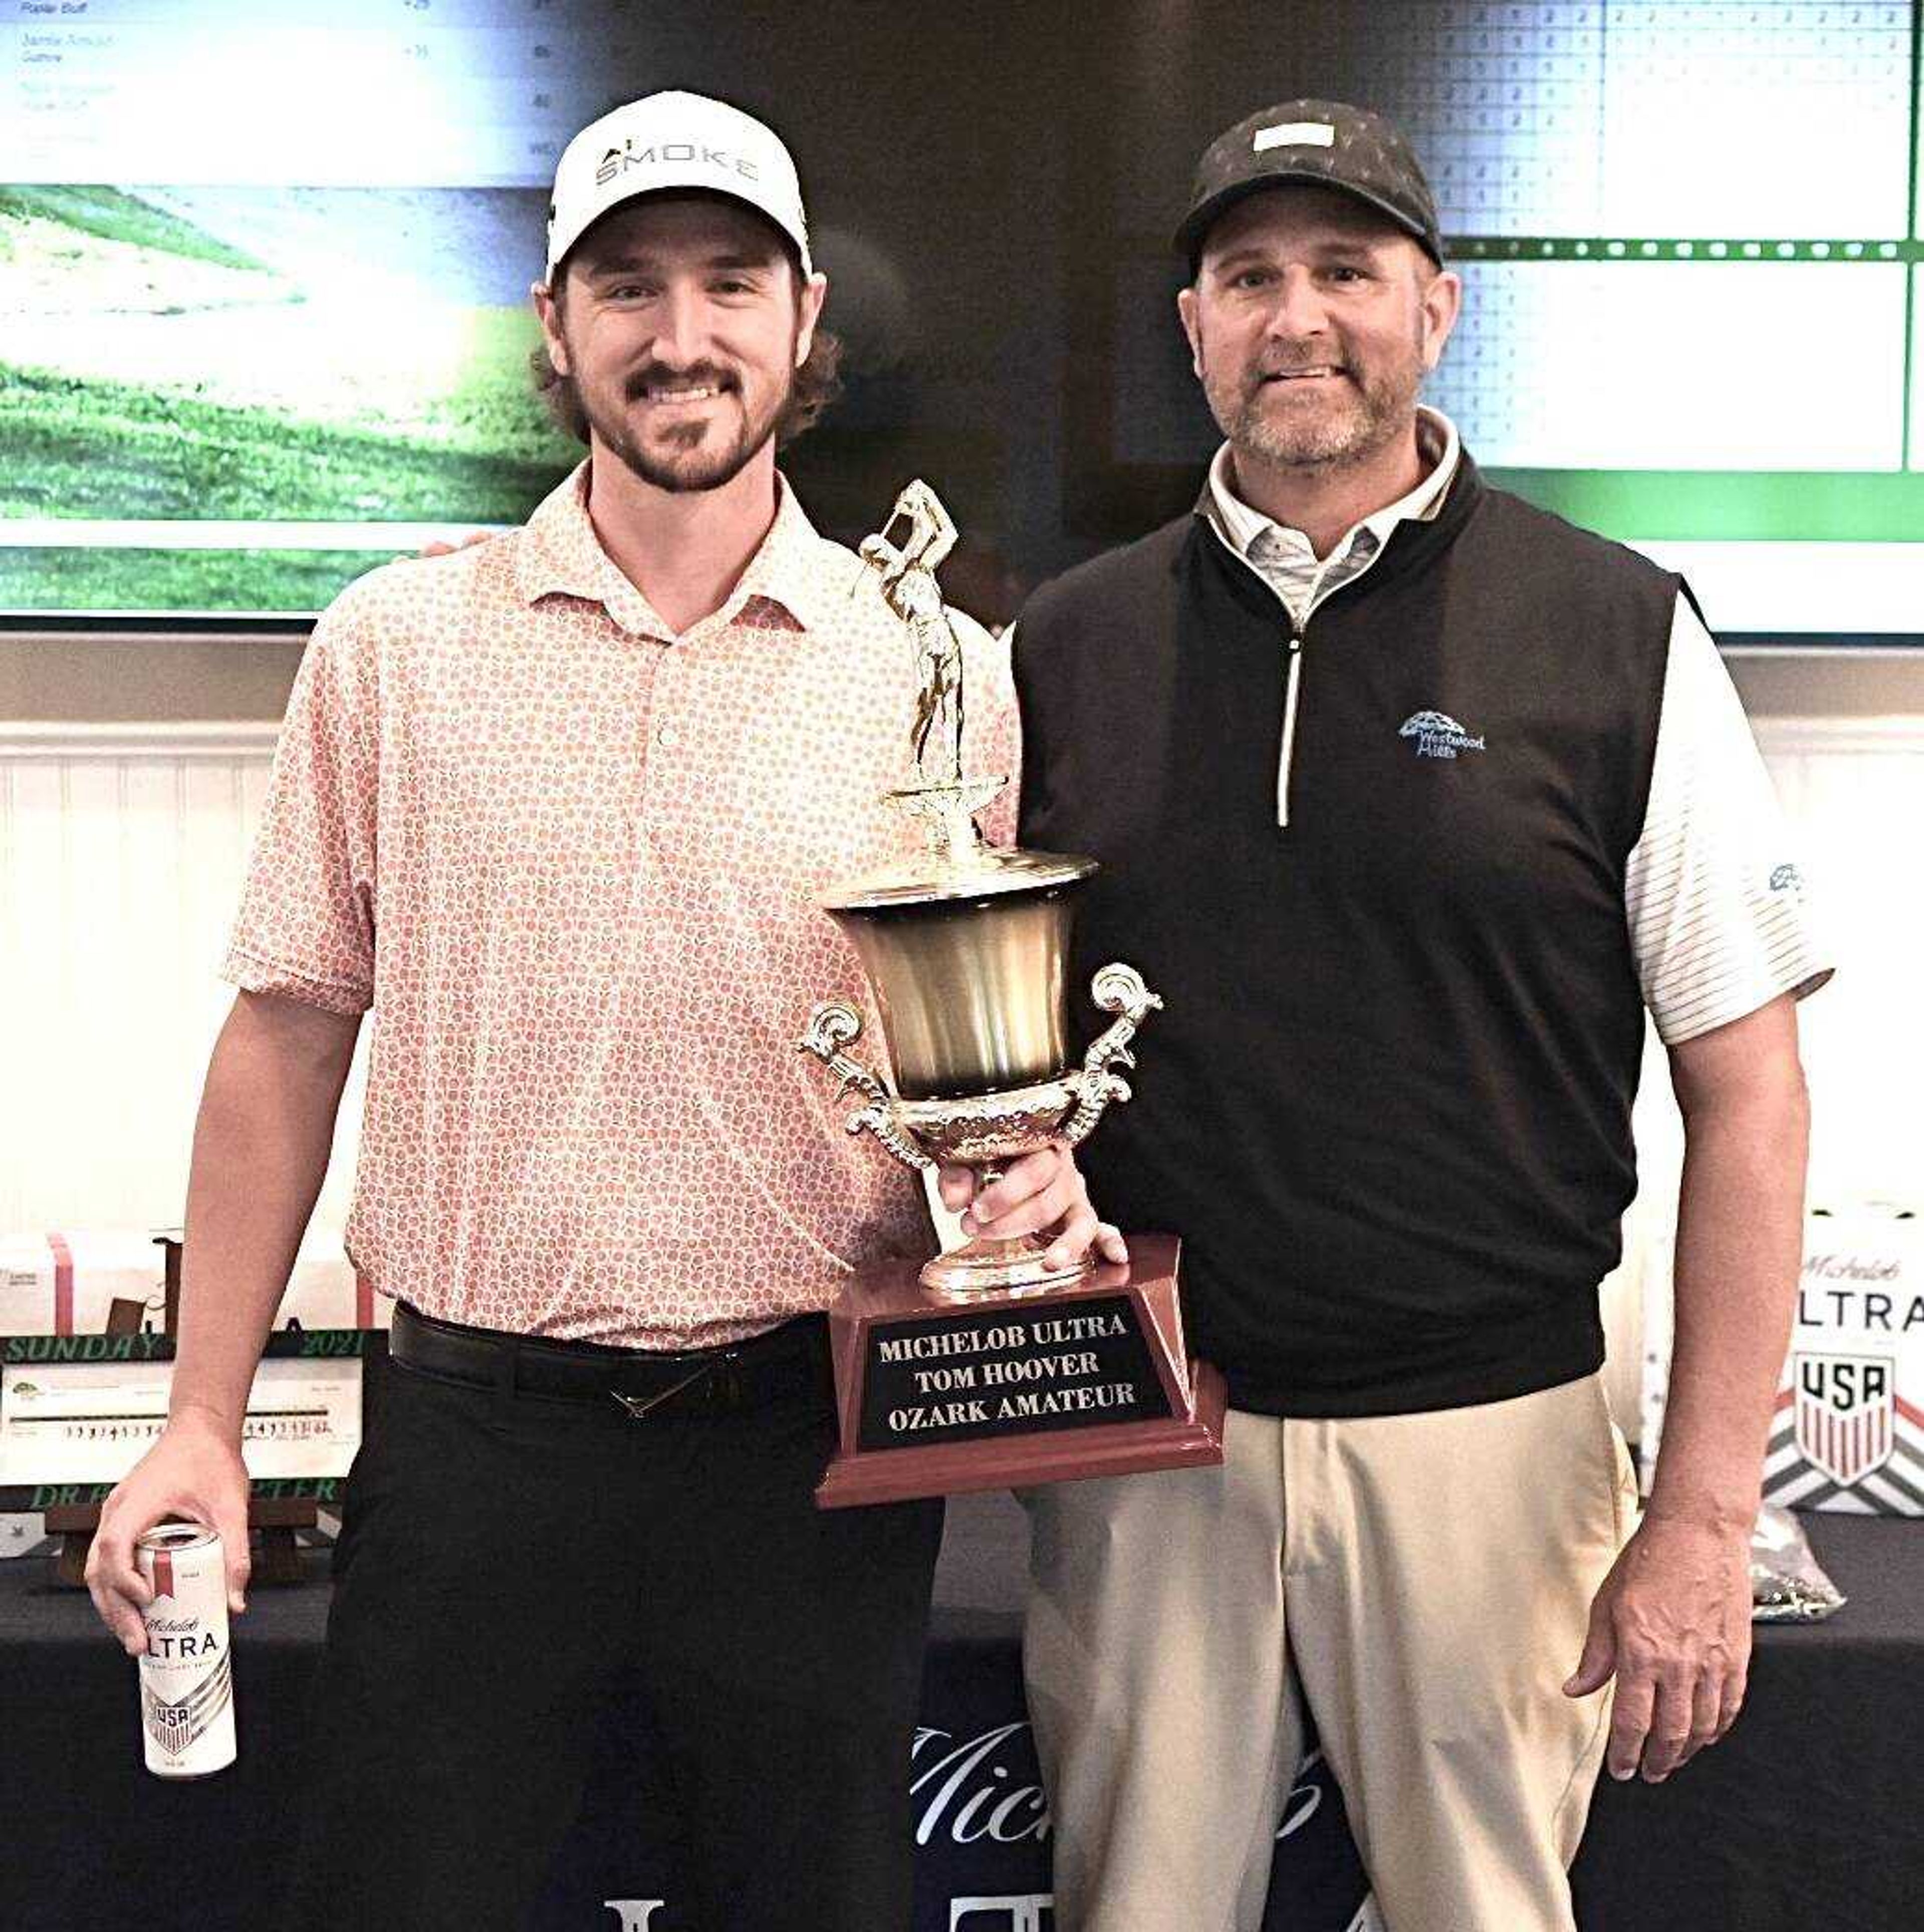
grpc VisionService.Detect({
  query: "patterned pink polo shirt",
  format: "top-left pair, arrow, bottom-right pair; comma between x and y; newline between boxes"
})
224,464 -> 1018,1348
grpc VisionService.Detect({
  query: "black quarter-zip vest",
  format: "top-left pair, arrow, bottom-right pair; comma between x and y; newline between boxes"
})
1015,455 -> 1680,1416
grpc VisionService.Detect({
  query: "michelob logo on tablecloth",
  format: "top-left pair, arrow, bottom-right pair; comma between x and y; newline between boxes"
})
948,1898 -> 1053,1930
584,1715 -> 1374,1929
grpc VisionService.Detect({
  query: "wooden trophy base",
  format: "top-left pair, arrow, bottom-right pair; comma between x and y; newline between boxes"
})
815,1232 -> 1225,1509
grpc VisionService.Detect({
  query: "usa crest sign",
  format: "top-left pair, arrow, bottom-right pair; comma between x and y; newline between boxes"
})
1791,1353 -> 1895,1487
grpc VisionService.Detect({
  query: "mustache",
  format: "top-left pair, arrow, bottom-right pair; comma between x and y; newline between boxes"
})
625,362 -> 739,399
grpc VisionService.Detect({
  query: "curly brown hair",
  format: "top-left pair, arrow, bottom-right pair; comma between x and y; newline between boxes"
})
529,302 -> 844,449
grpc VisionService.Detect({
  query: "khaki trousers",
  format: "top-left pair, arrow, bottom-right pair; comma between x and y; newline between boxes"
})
1021,1374 -> 1638,1932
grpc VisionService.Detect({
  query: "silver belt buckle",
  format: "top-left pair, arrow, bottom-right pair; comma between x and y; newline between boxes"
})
610,1357 -> 721,1421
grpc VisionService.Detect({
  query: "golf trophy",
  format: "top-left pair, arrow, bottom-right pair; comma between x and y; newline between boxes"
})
799,482 -> 1224,1507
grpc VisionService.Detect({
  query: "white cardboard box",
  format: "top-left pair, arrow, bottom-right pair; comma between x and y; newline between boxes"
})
0,1231 -> 385,1336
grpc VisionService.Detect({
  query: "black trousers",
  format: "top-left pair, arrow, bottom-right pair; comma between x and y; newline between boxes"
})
282,1320 -> 943,1931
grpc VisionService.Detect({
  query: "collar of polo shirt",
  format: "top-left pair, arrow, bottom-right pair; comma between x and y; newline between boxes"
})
1201,406 -> 1461,566
514,463 -> 831,640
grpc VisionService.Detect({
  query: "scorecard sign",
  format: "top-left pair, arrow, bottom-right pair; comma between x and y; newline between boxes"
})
1642,1210 -> 1924,1515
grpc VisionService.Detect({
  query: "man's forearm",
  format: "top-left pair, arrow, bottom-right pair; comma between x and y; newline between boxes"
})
1648,1050 -> 1810,1530
168,994 -> 360,1439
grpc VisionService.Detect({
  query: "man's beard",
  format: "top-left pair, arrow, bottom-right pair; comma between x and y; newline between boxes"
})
580,355 -> 793,495
1207,336 -> 1421,475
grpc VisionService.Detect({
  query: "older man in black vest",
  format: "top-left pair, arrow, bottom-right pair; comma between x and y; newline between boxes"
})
981,101 -> 1829,1931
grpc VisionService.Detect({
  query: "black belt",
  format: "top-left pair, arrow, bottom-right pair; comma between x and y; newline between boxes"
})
390,1302 -> 831,1419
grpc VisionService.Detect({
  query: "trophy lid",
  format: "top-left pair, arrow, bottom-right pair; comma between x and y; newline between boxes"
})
822,840 -> 1096,913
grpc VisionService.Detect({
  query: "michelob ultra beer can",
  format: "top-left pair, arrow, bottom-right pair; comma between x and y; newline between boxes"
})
135,1523 -> 236,1778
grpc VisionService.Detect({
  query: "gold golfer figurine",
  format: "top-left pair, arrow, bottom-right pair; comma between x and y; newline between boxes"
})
855,479 -> 967,785
847,480 -> 1003,863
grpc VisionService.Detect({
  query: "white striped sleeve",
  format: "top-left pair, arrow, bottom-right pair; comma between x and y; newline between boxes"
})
1624,597 -> 1833,1045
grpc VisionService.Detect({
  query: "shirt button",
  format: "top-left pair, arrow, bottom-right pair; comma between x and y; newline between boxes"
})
655,721 -> 679,751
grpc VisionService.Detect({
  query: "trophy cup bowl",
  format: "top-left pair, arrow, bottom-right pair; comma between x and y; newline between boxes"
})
801,822 -> 1160,1301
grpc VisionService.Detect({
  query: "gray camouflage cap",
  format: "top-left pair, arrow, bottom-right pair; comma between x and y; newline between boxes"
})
1175,99 -> 1445,270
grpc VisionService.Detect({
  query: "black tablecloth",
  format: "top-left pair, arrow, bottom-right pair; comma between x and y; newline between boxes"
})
0,1507 -> 1914,1930
1575,1512 -> 1921,1931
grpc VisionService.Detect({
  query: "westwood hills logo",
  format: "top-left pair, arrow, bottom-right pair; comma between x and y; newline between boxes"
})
1398,710 -> 1487,759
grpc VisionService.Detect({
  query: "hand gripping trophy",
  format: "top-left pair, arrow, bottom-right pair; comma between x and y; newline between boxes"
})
798,483 -> 1224,1507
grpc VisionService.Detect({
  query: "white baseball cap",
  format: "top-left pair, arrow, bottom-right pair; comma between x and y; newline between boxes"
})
545,90 -> 813,280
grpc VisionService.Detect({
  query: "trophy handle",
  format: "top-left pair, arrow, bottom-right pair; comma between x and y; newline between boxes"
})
1061,964 -> 1162,1149
799,1003 -> 934,1171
